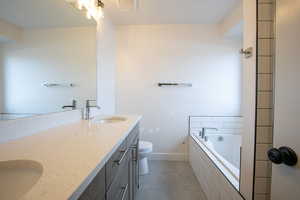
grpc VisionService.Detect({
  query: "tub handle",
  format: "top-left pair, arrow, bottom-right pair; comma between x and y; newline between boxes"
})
200,127 -> 218,139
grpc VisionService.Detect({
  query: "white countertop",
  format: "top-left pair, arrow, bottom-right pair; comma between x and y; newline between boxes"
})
0,115 -> 142,200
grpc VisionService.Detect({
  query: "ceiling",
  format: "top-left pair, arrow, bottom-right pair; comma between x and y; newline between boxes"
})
103,0 -> 241,25
0,0 -> 95,29
0,0 -> 241,28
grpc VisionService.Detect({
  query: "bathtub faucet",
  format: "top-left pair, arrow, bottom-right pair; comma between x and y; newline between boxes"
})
199,127 -> 218,140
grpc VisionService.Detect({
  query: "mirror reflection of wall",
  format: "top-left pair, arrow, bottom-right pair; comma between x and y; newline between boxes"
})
0,0 -> 97,120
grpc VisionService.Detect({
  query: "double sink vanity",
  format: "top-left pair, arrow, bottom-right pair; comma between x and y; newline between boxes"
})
0,1 -> 141,199
0,115 -> 141,200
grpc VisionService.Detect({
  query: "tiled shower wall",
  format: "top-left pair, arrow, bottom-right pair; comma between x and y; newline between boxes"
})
254,0 -> 275,199
189,116 -> 243,135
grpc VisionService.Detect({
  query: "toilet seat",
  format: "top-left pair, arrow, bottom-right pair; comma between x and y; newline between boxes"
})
139,141 -> 153,153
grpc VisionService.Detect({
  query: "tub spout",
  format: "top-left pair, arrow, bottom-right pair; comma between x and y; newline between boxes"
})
200,127 -> 218,139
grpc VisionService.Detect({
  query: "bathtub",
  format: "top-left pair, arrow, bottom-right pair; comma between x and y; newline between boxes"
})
191,133 -> 241,189
189,116 -> 242,189
200,134 -> 241,180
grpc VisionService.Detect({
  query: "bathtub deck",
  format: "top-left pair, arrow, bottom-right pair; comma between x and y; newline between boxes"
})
137,160 -> 207,200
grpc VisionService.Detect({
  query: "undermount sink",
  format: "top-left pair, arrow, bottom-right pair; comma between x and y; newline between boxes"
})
93,116 -> 127,124
0,160 -> 43,200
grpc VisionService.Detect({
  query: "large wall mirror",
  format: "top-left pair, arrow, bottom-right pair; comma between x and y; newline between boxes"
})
0,0 -> 97,120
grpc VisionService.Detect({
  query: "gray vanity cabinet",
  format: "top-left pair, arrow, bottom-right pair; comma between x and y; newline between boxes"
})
128,127 -> 139,200
106,150 -> 130,200
77,125 -> 139,200
78,166 -> 106,200
106,140 -> 128,191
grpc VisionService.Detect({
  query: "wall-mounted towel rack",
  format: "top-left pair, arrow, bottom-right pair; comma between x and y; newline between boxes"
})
43,82 -> 75,88
158,82 -> 192,87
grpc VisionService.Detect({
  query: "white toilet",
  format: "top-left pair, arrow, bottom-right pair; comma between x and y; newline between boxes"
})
139,141 -> 153,175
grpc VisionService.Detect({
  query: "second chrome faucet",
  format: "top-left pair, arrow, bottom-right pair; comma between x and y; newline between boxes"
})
85,100 -> 100,120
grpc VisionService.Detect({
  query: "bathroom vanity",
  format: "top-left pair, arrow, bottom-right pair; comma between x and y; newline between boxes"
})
78,124 -> 139,200
0,115 -> 141,200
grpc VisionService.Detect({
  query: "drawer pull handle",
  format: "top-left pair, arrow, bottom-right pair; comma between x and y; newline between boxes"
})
131,148 -> 137,162
114,148 -> 129,165
120,184 -> 128,200
131,146 -> 139,162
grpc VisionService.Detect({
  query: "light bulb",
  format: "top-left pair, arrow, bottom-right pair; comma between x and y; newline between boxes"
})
67,0 -> 104,21
77,0 -> 83,10
86,11 -> 92,19
98,7 -> 104,19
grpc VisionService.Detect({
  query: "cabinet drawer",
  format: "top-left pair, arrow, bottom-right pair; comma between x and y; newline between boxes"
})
78,167 -> 105,200
106,150 -> 130,200
106,139 -> 128,190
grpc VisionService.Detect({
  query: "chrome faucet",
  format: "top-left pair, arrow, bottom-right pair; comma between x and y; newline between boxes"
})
199,127 -> 218,140
85,100 -> 100,120
62,100 -> 77,110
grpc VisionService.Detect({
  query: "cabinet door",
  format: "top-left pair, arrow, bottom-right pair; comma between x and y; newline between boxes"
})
128,136 -> 139,200
78,167 -> 106,200
132,138 -> 139,199
129,147 -> 134,200
107,150 -> 130,200
106,140 -> 128,190
129,143 -> 138,200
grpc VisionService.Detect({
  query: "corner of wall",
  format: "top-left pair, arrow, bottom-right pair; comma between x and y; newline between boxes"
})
96,14 -> 117,115
0,19 -> 22,42
219,1 -> 243,38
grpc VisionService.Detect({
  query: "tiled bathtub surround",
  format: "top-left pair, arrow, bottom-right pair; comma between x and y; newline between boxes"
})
189,116 -> 243,189
189,117 -> 243,164
189,137 -> 243,200
189,116 -> 243,135
254,0 -> 275,199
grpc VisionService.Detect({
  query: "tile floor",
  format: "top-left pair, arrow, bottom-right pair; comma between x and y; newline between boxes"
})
136,160 -> 207,200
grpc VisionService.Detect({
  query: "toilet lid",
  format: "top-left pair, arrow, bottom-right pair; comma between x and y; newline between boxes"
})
139,141 -> 153,152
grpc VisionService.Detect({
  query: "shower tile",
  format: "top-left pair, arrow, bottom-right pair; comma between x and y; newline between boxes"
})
258,0 -> 274,3
258,74 -> 273,91
255,2 -> 275,199
257,109 -> 273,126
256,144 -> 272,161
258,3 -> 274,21
256,126 -> 273,143
254,178 -> 271,194
258,39 -> 273,56
258,21 -> 274,38
258,57 -> 273,74
257,92 -> 273,109
255,161 -> 272,177
254,194 -> 271,200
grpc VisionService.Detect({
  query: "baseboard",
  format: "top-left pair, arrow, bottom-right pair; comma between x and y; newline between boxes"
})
149,153 -> 188,162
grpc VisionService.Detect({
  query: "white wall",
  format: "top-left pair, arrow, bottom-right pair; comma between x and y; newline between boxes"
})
116,24 -> 242,160
0,46 -> 4,112
96,14 -> 116,115
0,19 -> 22,42
1,26 -> 97,114
219,1 -> 243,39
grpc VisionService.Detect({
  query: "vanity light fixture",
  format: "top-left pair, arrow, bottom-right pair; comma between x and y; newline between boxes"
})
66,0 -> 104,21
